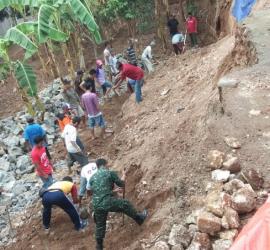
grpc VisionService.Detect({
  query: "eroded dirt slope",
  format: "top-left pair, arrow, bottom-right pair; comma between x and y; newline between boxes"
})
6,33 -> 246,250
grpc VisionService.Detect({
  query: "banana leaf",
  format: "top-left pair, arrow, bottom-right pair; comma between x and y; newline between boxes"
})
68,0 -> 102,44
38,4 -> 69,43
0,0 -> 40,11
5,27 -> 38,60
16,21 -> 38,35
13,60 -> 37,97
0,39 -> 10,62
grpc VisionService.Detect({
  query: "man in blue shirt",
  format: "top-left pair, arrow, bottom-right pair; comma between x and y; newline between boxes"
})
24,116 -> 51,159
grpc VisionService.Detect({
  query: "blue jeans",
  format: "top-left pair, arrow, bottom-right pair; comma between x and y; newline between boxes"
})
88,114 -> 106,128
42,191 -> 81,230
40,174 -> 53,188
135,79 -> 143,103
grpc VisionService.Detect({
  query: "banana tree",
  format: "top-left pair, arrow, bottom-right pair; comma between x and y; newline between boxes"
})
0,38 -> 43,115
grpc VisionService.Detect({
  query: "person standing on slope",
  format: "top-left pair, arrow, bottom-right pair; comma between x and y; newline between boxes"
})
31,136 -> 54,188
167,13 -> 179,37
113,62 -> 144,104
81,82 -> 106,139
141,41 -> 155,73
88,159 -> 148,250
186,12 -> 198,48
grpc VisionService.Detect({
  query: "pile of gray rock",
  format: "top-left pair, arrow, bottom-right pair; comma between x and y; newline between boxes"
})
0,79 -> 64,246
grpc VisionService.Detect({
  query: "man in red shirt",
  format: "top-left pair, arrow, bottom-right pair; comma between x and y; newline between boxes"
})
186,12 -> 198,48
31,136 -> 54,188
113,62 -> 144,103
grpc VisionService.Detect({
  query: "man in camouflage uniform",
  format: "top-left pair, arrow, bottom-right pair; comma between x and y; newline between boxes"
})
88,158 -> 148,250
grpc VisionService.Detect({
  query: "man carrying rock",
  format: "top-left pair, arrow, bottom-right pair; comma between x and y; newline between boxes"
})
88,158 -> 148,250
62,116 -> 89,170
41,176 -> 85,232
24,116 -> 51,159
31,136 -> 54,188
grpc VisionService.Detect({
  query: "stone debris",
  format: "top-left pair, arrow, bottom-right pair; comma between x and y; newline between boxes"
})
240,169 -> 264,190
223,179 -> 245,194
152,241 -> 170,250
222,207 -> 240,229
187,232 -> 211,250
197,212 -> 222,235
231,187 -> 256,214
222,156 -> 241,173
212,239 -> 232,250
217,77 -> 238,88
219,229 -> 238,241
168,224 -> 192,248
224,137 -> 241,149
211,170 -> 230,182
206,191 -> 223,217
207,150 -> 225,169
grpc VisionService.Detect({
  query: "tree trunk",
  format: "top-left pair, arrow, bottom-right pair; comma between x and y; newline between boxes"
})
155,0 -> 168,51
34,95 -> 45,112
61,42 -> 75,81
37,49 -> 50,83
77,35 -> 86,70
45,42 -> 60,79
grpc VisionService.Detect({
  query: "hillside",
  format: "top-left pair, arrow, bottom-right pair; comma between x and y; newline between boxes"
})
1,1 -> 270,250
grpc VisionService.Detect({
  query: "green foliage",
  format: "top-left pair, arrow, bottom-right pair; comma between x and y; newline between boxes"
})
0,0 -> 40,11
89,0 -> 155,34
0,62 -> 10,80
4,27 -> 38,60
13,60 -> 37,96
38,4 -> 69,43
68,0 -> 101,43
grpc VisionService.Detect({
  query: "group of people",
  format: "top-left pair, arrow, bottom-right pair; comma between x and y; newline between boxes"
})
21,39 -> 152,250
167,12 -> 198,55
19,13 -> 201,249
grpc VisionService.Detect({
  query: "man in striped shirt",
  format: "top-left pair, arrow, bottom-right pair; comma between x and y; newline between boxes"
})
126,39 -> 137,66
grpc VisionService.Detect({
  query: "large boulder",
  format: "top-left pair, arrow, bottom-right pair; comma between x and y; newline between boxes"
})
168,224 -> 192,248
197,212 -> 222,235
207,150 -> 225,169
231,186 -> 256,214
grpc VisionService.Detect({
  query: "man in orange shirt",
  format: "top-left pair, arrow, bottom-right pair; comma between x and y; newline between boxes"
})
56,113 -> 72,132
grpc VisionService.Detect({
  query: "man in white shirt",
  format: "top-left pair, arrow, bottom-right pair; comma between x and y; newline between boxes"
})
141,41 -> 155,73
62,116 -> 89,169
103,42 -> 114,81
78,162 -> 98,205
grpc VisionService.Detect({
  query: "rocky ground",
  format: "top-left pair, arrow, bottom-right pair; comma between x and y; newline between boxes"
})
1,2 -> 270,250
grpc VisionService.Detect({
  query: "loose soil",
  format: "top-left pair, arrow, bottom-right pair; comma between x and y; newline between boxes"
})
3,2 -> 270,250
